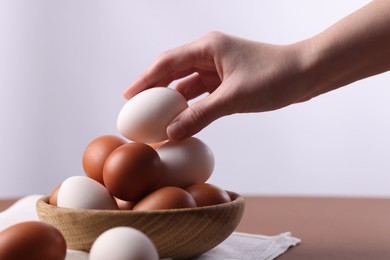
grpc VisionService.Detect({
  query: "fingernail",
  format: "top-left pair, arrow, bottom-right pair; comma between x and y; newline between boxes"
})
167,121 -> 187,141
123,91 -> 129,100
123,88 -> 132,100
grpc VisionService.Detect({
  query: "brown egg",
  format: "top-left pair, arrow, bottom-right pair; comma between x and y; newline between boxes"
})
147,140 -> 168,150
49,183 -> 61,206
133,186 -> 197,211
114,197 -> 135,210
103,143 -> 162,201
186,183 -> 231,207
82,135 -> 127,184
0,221 -> 66,260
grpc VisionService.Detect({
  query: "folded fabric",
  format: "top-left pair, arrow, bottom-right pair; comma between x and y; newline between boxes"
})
0,195 -> 301,260
0,194 -> 42,230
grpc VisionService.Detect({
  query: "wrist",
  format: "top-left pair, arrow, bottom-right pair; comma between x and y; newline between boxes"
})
281,40 -> 321,103
290,37 -> 345,102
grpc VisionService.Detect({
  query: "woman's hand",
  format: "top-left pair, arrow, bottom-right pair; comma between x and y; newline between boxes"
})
124,32 -> 310,140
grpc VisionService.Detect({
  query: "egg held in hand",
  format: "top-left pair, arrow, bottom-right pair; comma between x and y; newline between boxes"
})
82,135 -> 127,184
156,137 -> 215,188
0,221 -> 66,260
117,87 -> 188,143
133,186 -> 197,211
57,176 -> 118,210
103,143 -> 162,201
89,227 -> 159,260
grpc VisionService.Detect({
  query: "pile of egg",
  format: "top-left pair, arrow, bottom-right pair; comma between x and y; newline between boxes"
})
50,135 -> 231,211
0,87 -> 232,260
51,87 -> 231,211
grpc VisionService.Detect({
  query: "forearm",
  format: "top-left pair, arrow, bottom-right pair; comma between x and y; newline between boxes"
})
301,0 -> 390,98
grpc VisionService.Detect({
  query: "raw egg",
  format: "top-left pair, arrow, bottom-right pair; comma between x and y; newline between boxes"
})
57,176 -> 118,210
114,197 -> 135,210
0,221 -> 66,260
156,137 -> 214,188
117,87 -> 188,143
49,183 -> 61,206
133,186 -> 197,211
82,135 -> 127,184
89,227 -> 159,260
103,143 -> 162,201
186,183 -> 231,207
147,140 -> 168,150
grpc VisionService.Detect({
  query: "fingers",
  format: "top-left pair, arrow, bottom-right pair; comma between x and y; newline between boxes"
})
175,71 -> 221,100
122,71 -> 154,100
166,103 -> 214,141
166,85 -> 230,141
123,41 -> 211,100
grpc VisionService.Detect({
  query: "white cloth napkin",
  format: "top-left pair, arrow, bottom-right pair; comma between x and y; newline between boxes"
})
0,195 -> 301,260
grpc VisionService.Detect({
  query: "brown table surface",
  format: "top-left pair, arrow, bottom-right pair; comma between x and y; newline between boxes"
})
1,196 -> 390,259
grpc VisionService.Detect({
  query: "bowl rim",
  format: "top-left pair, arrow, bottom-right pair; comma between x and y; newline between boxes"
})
37,190 -> 244,215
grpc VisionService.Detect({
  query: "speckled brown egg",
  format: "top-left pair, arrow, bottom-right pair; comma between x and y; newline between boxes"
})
82,135 -> 127,184
103,143 -> 162,201
0,221 -> 66,260
133,186 -> 197,211
186,183 -> 231,207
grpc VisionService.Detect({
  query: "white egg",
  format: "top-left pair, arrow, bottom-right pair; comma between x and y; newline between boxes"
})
156,137 -> 214,188
89,227 -> 159,260
57,176 -> 118,210
117,87 -> 188,143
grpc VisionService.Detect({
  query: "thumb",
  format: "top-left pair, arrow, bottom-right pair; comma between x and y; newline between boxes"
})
166,94 -> 223,141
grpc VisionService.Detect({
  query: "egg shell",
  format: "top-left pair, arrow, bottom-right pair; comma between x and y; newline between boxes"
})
82,135 -> 127,184
147,140 -> 168,150
117,87 -> 188,143
186,183 -> 231,207
89,227 -> 159,260
57,176 -> 118,210
49,183 -> 61,206
133,186 -> 197,211
103,143 -> 162,201
0,221 -> 66,260
156,137 -> 214,188
114,197 -> 135,210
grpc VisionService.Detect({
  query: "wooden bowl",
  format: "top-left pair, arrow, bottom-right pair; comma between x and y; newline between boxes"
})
36,191 -> 244,259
